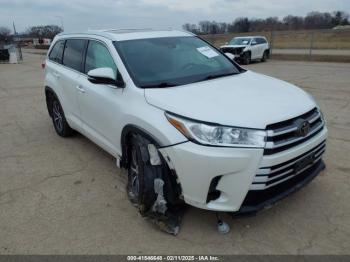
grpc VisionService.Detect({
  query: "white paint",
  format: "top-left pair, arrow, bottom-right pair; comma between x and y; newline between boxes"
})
45,30 -> 327,212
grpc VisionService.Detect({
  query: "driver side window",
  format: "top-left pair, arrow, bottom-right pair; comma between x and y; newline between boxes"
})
85,41 -> 117,75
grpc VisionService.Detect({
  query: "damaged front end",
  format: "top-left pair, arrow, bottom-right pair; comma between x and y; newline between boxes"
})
125,133 -> 185,235
220,46 -> 245,57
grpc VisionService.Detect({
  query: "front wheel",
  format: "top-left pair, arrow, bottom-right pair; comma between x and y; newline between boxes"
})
127,135 -> 157,215
242,52 -> 251,65
261,50 -> 268,62
125,133 -> 185,235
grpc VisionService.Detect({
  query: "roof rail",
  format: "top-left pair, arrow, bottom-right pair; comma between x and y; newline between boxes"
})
89,28 -> 154,32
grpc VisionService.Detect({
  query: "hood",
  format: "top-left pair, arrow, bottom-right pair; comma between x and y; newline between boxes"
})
144,71 -> 316,129
220,45 -> 247,49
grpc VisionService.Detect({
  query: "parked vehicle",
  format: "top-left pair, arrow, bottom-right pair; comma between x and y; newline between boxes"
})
220,36 -> 270,64
44,29 -> 327,234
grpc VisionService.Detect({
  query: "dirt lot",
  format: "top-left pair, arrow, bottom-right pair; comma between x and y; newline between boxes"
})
0,52 -> 349,255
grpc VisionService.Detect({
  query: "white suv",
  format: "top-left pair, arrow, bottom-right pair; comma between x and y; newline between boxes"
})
220,36 -> 270,64
44,29 -> 327,234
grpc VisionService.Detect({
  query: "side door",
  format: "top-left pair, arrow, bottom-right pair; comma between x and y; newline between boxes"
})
250,38 -> 260,59
77,39 -> 123,156
59,39 -> 87,129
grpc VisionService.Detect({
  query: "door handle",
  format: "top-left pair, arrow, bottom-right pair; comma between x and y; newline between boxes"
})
76,85 -> 86,93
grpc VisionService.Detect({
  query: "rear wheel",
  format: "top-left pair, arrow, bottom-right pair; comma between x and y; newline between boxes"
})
51,96 -> 75,137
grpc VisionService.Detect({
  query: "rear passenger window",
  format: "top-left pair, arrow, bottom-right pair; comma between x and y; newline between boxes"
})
62,39 -> 86,72
85,41 -> 117,75
49,40 -> 65,64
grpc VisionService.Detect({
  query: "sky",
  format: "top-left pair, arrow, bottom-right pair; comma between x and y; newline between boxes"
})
0,0 -> 350,33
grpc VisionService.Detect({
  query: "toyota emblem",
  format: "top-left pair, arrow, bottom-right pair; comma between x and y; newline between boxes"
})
298,121 -> 310,137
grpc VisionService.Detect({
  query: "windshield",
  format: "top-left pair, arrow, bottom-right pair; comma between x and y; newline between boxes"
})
114,36 -> 241,88
229,38 -> 251,45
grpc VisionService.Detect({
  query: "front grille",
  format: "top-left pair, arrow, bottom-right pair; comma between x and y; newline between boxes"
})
220,47 -> 243,55
251,140 -> 326,190
264,108 -> 325,155
239,109 -> 327,212
240,159 -> 325,210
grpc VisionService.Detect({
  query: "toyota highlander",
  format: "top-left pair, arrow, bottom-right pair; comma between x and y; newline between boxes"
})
44,29 -> 327,234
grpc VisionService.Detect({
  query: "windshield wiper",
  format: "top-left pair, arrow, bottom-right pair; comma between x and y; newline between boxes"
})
203,72 -> 238,81
140,72 -> 238,88
140,82 -> 178,88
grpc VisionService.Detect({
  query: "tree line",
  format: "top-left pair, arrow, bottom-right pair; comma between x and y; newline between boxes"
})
0,25 -> 63,43
183,11 -> 350,34
22,25 -> 63,39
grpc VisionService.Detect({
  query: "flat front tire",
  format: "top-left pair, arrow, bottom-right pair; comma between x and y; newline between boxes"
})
261,51 -> 268,62
242,52 -> 251,65
127,135 -> 157,215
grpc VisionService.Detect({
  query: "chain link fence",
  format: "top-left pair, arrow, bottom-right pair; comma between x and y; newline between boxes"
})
202,28 -> 350,62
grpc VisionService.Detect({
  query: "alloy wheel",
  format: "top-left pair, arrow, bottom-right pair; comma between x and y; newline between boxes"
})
129,146 -> 140,199
52,100 -> 63,132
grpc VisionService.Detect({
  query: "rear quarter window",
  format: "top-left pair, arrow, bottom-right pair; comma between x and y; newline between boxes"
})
62,39 -> 86,72
48,40 -> 65,64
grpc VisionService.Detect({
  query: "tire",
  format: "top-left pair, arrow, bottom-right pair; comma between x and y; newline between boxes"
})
261,50 -> 268,62
127,134 -> 157,215
51,96 -> 75,137
242,52 -> 251,65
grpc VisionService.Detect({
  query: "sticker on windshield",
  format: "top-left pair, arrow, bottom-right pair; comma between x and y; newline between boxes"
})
197,46 -> 219,58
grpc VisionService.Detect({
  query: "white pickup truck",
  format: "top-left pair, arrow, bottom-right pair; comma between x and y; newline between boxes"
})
220,36 -> 270,64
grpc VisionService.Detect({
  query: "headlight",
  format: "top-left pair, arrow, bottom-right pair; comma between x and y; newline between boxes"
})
166,113 -> 266,148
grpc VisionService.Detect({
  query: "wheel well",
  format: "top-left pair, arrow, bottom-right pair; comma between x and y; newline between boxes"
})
121,125 -> 183,204
120,125 -> 163,168
243,50 -> 251,56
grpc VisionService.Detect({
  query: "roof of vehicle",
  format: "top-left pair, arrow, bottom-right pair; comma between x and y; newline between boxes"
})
233,36 -> 267,39
57,29 -> 195,41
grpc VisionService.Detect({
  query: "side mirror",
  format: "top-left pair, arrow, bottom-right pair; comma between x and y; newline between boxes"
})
87,67 -> 125,87
251,41 -> 257,46
224,53 -> 235,60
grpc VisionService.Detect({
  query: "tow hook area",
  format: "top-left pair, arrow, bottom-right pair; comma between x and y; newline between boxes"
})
126,133 -> 185,235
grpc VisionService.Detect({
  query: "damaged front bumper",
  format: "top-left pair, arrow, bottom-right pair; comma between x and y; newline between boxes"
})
220,47 -> 245,60
159,127 -> 327,213
160,142 -> 263,212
